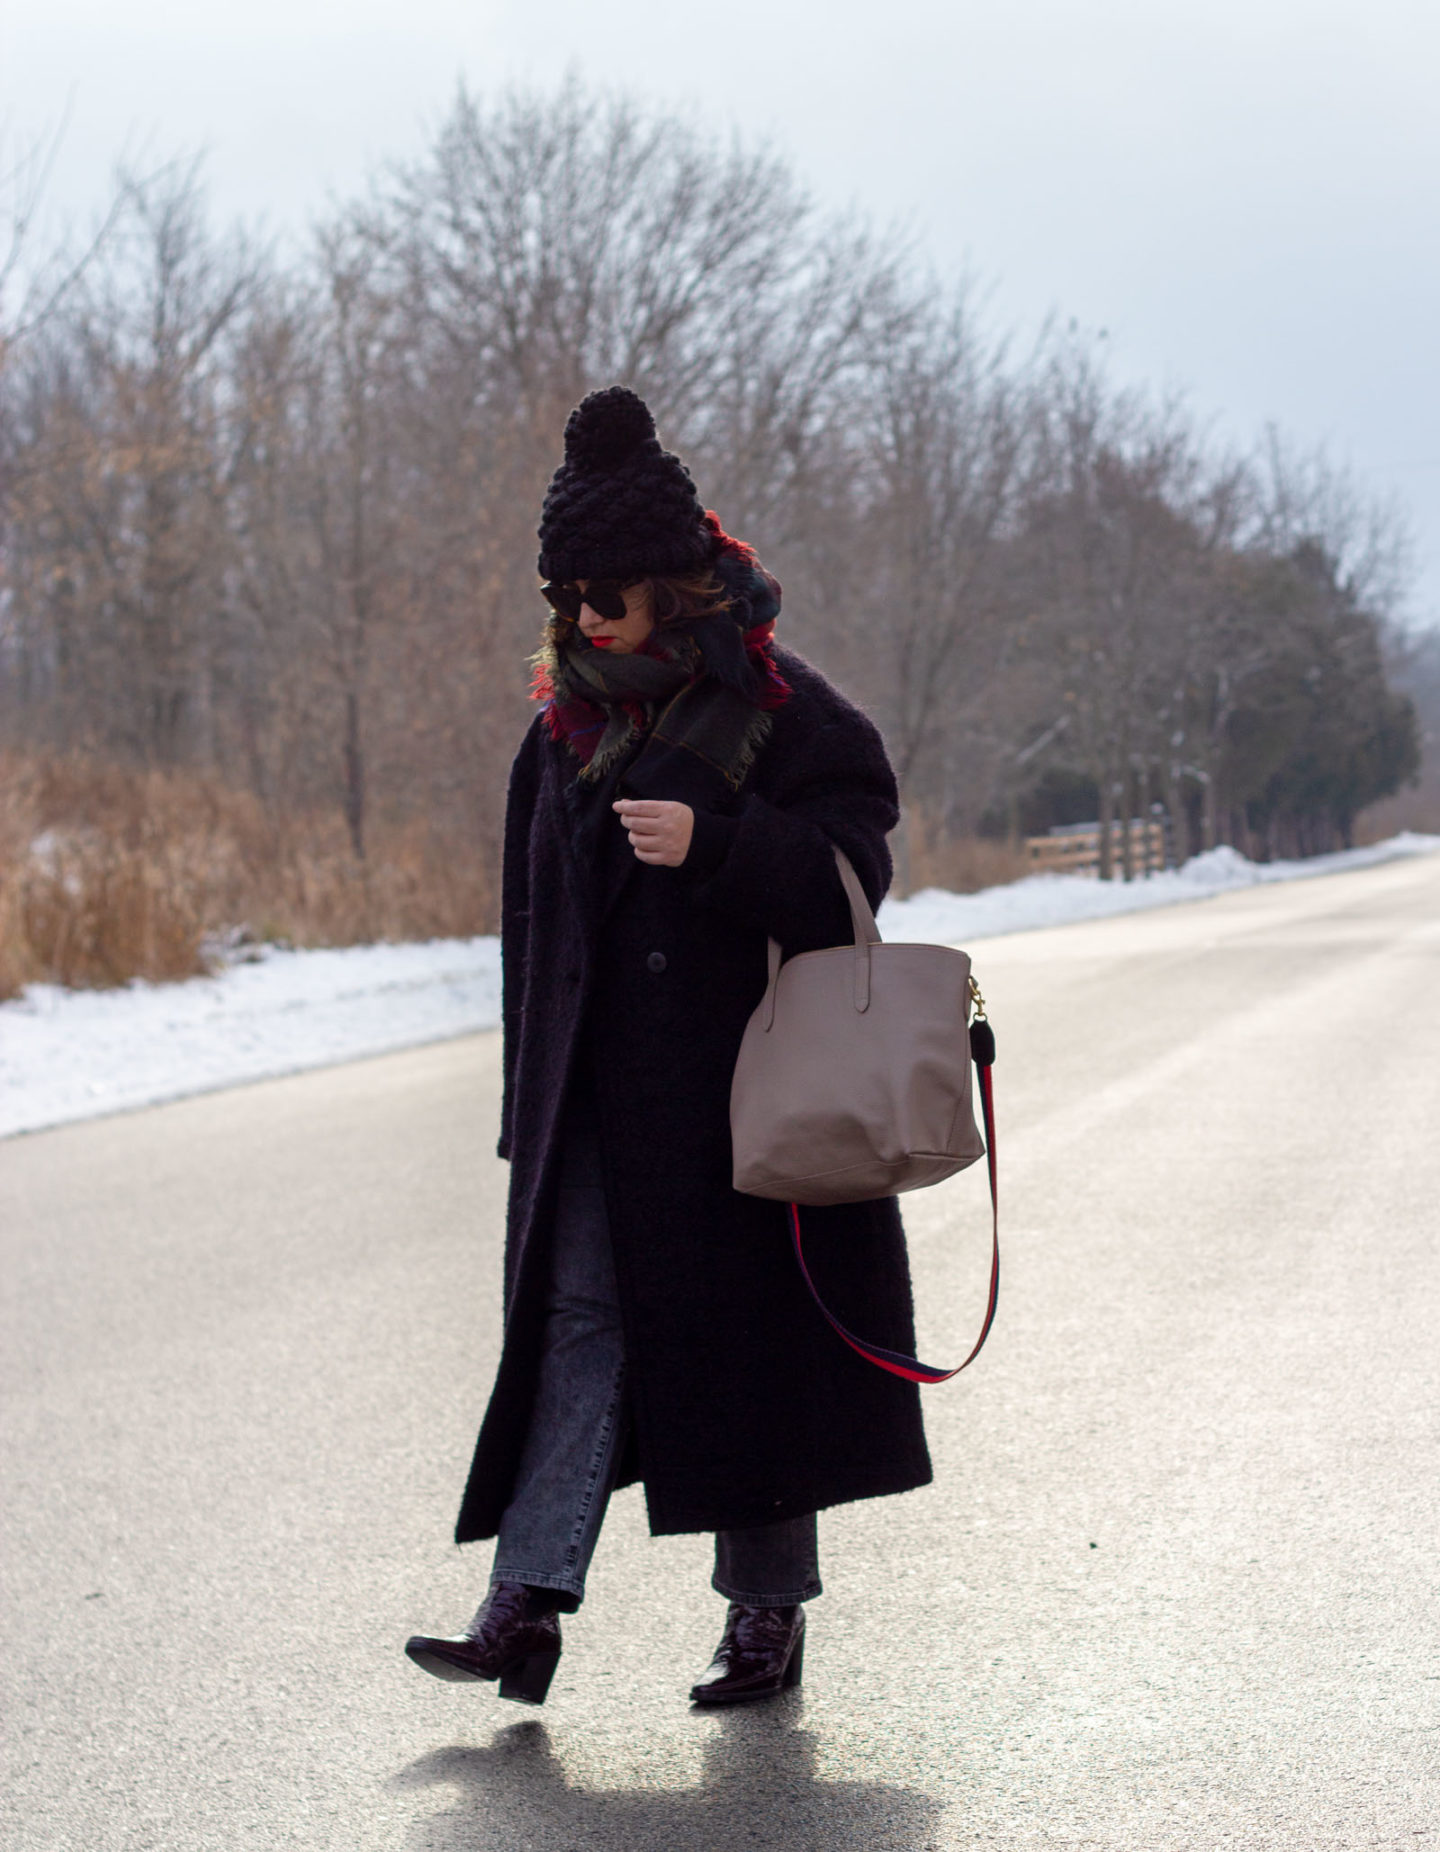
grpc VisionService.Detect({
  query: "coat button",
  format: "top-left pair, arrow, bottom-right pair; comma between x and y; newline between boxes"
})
646,951 -> 667,974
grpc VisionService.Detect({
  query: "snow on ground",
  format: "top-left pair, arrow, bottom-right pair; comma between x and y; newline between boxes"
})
0,938 -> 502,1140
878,832 -> 1440,945
2,832 -> 1435,1141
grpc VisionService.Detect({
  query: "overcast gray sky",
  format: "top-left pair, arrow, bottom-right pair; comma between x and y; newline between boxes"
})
4,0 -> 1438,622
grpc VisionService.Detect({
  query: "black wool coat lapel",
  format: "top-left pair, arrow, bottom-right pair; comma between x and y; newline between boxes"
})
456,647 -> 933,1543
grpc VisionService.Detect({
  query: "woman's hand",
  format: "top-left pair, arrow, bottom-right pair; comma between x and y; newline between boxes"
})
612,799 -> 695,867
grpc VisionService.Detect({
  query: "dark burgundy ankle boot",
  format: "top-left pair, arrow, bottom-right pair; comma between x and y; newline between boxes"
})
405,1582 -> 562,1705
689,1603 -> 805,1705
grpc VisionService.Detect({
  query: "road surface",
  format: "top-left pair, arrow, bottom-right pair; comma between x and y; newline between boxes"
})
3,850 -> 1439,1850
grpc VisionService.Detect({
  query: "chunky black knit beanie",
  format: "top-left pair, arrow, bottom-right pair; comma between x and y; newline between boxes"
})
537,386 -> 716,582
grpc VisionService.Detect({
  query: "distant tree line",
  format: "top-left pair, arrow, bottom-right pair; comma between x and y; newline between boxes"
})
0,87 -> 1423,910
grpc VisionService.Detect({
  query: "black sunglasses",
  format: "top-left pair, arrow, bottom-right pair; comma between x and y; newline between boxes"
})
540,578 -> 640,624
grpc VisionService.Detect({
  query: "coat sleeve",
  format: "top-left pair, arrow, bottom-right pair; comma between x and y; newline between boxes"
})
497,723 -> 544,1161
682,701 -> 900,955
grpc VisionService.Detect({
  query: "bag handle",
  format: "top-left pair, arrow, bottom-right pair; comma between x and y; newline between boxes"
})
833,846 -> 881,941
760,845 -> 881,1030
789,992 -> 999,1384
834,847 -> 880,1012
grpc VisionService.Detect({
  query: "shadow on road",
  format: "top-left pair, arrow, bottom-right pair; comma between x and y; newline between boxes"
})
393,1704 -> 943,1851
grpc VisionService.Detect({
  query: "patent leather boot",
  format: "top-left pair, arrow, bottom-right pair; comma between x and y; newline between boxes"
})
689,1603 -> 805,1705
405,1582 -> 562,1705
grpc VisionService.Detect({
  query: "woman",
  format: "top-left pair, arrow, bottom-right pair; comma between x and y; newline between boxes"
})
405,386 -> 931,1707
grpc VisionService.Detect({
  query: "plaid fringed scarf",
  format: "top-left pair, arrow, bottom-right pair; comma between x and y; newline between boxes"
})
530,515 -> 792,793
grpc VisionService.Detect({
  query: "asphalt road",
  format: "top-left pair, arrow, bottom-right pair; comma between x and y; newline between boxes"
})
3,851 -> 1439,1851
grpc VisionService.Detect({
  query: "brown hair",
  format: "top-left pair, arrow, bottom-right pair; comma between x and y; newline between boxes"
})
646,568 -> 733,628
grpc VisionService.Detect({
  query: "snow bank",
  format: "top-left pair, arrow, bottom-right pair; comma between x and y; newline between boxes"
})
2,832 -> 1435,1141
877,831 -> 1440,946
0,938 -> 501,1140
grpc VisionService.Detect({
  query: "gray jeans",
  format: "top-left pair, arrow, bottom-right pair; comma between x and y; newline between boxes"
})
490,1100 -> 822,1610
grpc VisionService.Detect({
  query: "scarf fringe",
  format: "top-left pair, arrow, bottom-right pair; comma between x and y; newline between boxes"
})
579,707 -> 648,784
728,706 -> 776,790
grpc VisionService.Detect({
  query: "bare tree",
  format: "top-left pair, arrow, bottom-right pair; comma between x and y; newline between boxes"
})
0,118 -> 124,359
4,160 -> 259,763
2,87 -> 1427,964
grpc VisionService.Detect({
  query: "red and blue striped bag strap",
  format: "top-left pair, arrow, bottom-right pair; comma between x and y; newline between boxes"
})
789,1015 -> 998,1385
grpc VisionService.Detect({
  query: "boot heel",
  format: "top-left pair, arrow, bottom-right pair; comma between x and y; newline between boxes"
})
499,1648 -> 560,1705
783,1629 -> 805,1689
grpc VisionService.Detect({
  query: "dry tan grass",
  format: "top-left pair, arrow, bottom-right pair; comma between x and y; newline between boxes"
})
0,753 -> 495,1002
0,755 -> 1038,1003
904,810 -> 1029,894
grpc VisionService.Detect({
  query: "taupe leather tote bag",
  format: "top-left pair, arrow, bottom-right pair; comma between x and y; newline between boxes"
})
731,847 -> 987,1203
729,846 -> 998,1383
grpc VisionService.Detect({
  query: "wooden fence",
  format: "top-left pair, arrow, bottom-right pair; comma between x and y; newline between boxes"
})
1024,818 -> 1168,878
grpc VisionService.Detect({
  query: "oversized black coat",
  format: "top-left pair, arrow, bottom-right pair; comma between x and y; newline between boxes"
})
455,647 -> 933,1543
